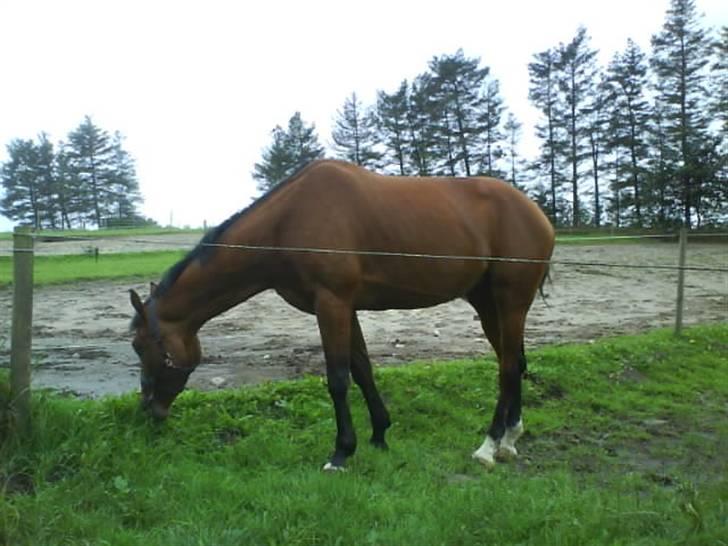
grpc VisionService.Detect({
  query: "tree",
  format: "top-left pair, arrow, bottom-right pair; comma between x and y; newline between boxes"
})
0,135 -> 60,229
0,118 -> 142,228
584,74 -> 611,227
710,27 -> 728,139
646,80 -> 681,227
65,116 -> 117,226
651,0 -> 712,228
375,81 -> 411,175
1,139 -> 42,228
557,27 -> 599,227
606,39 -> 652,226
53,145 -> 79,229
503,113 -> 523,188
478,79 -> 506,177
253,112 -> 325,193
405,75 -> 440,176
106,131 -> 143,224
529,47 -> 565,224
331,92 -> 381,168
428,50 -> 489,176
33,134 -> 60,228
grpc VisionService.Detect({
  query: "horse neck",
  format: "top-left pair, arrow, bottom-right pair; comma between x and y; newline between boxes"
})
156,236 -> 272,334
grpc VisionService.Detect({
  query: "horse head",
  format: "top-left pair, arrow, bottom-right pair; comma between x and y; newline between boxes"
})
129,285 -> 200,420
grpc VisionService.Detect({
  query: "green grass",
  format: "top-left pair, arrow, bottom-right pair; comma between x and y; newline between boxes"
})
0,251 -> 185,287
1,325 -> 727,545
0,227 -> 204,241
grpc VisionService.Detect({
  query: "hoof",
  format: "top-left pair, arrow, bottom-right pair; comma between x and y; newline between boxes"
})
472,450 -> 496,469
370,438 -> 389,450
472,436 -> 498,469
322,462 -> 347,472
495,444 -> 518,462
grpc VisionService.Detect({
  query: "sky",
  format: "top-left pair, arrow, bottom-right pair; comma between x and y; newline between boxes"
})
0,0 -> 726,232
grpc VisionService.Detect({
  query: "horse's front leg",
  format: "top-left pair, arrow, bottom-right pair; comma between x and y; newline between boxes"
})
315,291 -> 357,471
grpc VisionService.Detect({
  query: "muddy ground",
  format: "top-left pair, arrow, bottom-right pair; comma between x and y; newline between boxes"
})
1,236 -> 726,397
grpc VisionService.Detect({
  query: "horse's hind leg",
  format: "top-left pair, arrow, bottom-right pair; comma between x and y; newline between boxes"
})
350,313 -> 391,449
468,274 -> 531,467
497,342 -> 527,460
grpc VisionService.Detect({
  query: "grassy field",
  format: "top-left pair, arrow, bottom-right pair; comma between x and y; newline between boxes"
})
1,325 -> 727,545
0,227 -> 205,241
0,251 -> 185,287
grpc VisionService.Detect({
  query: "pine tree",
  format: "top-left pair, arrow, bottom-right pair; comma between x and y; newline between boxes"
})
477,79 -> 506,178
331,92 -> 381,168
253,112 -> 325,193
529,47 -> 565,224
584,75 -> 611,227
710,27 -> 728,139
503,113 -> 523,188
406,75 -> 440,176
557,27 -> 599,227
33,133 -> 59,228
53,145 -> 78,229
106,131 -> 143,225
650,0 -> 712,228
606,147 -> 625,227
375,81 -> 411,175
646,81 -> 681,227
428,50 -> 488,176
0,135 -> 59,229
65,116 -> 117,227
1,139 -> 42,228
606,39 -> 652,226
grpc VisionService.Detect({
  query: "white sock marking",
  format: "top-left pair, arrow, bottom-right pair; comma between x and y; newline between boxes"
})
472,435 -> 498,468
322,462 -> 347,472
497,419 -> 524,460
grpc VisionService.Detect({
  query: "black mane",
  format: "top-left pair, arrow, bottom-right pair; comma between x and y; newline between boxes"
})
154,161 -> 318,297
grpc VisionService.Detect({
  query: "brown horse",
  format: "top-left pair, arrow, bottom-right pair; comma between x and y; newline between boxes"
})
129,159 -> 554,470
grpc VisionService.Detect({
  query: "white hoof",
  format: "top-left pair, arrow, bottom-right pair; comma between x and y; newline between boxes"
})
322,462 -> 347,473
472,436 -> 498,469
497,420 -> 523,461
495,444 -> 518,461
472,450 -> 496,469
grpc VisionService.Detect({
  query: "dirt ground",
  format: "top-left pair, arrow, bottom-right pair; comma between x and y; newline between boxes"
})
1,236 -> 726,397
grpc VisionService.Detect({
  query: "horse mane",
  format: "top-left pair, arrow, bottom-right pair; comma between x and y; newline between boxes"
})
154,161 -> 321,298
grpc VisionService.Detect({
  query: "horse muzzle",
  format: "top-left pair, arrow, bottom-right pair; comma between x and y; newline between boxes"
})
140,395 -> 171,421
140,381 -> 170,420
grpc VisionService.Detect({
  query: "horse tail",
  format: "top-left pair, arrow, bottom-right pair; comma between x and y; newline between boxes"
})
538,264 -> 551,306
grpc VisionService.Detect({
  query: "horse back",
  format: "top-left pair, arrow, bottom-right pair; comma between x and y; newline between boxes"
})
229,161 -> 554,309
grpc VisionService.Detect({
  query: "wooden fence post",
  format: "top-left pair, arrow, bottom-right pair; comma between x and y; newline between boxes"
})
10,226 -> 34,435
674,228 -> 687,337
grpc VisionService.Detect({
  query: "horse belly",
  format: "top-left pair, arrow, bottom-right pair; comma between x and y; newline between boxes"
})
355,261 -> 485,311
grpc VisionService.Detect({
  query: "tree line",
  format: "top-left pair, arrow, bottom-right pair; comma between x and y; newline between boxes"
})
1,116 -> 144,229
254,0 -> 726,229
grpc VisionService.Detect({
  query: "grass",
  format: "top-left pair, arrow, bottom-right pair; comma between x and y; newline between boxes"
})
0,251 -> 185,287
0,227 -> 204,241
1,324 -> 727,545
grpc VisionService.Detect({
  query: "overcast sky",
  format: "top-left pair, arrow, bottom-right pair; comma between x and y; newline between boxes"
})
1,0 -> 725,231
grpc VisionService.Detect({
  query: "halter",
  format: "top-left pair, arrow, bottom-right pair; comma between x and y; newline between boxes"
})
146,299 -> 198,372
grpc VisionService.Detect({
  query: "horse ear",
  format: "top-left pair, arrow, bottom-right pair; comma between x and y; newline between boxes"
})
129,289 -> 146,322
150,282 -> 158,296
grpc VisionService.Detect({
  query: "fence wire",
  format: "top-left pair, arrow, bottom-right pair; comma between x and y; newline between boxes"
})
0,231 -> 726,273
